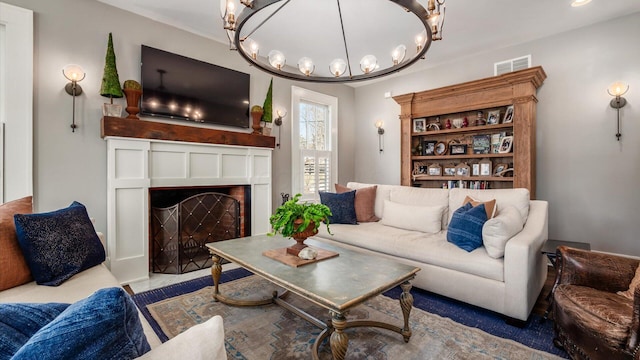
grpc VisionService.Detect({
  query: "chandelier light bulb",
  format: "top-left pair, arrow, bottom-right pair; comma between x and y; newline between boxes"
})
360,55 -> 378,74
268,50 -> 286,70
244,38 -> 259,59
298,57 -> 315,76
415,33 -> 424,52
392,45 -> 406,65
329,59 -> 347,77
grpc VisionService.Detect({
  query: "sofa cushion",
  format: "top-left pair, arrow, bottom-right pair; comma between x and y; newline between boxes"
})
482,205 -> 525,259
449,188 -> 530,224
447,203 -> 487,252
11,287 -> 151,360
617,265 -> 640,300
347,182 -> 394,220
463,196 -> 496,220
319,191 -> 358,225
380,199 -> 443,234
389,186 -> 450,228
14,202 -> 106,286
0,302 -> 69,358
0,196 -> 33,291
335,184 -> 379,222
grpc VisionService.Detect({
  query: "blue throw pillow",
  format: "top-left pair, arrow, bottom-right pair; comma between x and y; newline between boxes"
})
0,303 -> 70,359
12,287 -> 151,360
319,191 -> 358,225
14,201 -> 106,286
447,202 -> 488,252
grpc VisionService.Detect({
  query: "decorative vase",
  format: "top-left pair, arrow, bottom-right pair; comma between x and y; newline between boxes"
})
251,110 -> 263,135
286,219 -> 318,256
123,88 -> 142,119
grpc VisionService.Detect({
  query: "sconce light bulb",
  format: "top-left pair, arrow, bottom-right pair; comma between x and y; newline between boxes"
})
375,120 -> 383,129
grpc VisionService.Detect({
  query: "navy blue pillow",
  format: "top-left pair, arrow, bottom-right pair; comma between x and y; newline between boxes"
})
0,303 -> 70,359
319,191 -> 358,225
14,201 -> 106,286
447,202 -> 488,252
11,287 -> 151,360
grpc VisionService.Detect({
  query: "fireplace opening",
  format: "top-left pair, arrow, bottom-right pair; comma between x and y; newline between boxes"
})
149,185 -> 250,274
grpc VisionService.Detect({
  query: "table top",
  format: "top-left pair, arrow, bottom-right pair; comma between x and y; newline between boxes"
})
206,235 -> 420,312
541,239 -> 591,255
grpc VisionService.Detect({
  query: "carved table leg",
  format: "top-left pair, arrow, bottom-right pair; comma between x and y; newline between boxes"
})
330,311 -> 348,360
400,281 -> 413,342
210,252 -> 222,301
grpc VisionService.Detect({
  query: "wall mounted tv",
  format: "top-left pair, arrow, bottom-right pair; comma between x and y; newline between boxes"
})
140,45 -> 250,128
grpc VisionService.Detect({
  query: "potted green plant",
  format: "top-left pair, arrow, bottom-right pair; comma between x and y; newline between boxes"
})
268,194 -> 332,256
250,105 -> 263,134
261,78 -> 273,135
122,80 -> 142,119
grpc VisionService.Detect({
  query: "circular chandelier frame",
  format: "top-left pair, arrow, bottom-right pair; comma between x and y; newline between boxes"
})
231,0 -> 433,83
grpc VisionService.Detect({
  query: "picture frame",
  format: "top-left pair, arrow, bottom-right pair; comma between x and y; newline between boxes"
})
434,141 -> 447,156
487,110 -> 500,125
498,136 -> 513,153
428,163 -> 442,176
479,158 -> 492,177
413,118 -> 426,133
494,163 -> 508,177
502,105 -> 514,123
472,135 -> 491,154
455,163 -> 471,177
490,133 -> 502,154
471,163 -> 480,176
422,140 -> 437,155
443,164 -> 456,176
449,144 -> 467,155
412,161 -> 428,176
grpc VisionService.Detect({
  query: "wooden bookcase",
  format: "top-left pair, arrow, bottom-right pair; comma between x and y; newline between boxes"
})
393,67 -> 546,198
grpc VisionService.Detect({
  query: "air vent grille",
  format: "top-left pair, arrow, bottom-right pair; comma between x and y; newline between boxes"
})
494,55 -> 531,76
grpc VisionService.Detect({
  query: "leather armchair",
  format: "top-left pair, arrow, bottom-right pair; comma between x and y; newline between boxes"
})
552,246 -> 640,360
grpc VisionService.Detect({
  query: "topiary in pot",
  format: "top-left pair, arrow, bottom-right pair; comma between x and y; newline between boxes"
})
122,80 -> 142,119
268,194 -> 332,255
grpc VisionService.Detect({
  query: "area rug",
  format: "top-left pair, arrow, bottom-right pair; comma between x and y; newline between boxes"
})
133,270 -> 566,360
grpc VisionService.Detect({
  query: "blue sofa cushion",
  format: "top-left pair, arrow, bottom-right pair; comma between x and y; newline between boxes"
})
447,202 -> 488,252
11,287 -> 151,360
319,191 -> 358,225
14,202 -> 106,286
0,303 -> 70,359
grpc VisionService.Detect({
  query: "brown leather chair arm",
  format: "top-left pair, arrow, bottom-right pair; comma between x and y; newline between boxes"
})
630,285 -> 640,358
555,246 -> 639,293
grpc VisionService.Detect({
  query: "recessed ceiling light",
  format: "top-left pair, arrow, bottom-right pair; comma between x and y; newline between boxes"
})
571,0 -> 592,7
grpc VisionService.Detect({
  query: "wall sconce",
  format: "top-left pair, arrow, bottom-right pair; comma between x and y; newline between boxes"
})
62,64 -> 86,132
607,82 -> 629,141
375,120 -> 385,153
274,107 -> 287,149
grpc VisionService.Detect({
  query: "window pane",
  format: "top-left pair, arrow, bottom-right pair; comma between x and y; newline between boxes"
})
299,101 -> 328,151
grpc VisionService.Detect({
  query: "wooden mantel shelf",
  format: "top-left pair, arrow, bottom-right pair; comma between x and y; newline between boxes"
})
101,116 -> 276,149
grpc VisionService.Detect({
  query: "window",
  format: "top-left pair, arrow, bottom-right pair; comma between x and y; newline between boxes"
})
291,87 -> 337,202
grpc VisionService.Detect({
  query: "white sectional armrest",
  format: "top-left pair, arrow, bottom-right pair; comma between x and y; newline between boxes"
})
503,200 -> 549,320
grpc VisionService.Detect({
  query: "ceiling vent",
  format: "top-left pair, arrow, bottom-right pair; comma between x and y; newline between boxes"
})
494,55 -> 531,76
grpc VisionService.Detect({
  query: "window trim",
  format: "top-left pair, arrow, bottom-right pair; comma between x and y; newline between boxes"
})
291,86 -> 338,202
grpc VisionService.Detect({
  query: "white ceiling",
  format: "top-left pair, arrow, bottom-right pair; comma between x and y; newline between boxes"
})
97,0 -> 640,83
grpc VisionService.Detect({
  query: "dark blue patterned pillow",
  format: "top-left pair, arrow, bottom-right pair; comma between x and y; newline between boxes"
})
319,191 -> 358,225
447,202 -> 488,252
12,288 -> 151,360
14,201 -> 106,286
0,302 -> 70,359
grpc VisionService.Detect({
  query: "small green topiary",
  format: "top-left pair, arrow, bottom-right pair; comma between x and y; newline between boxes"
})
268,194 -> 332,238
123,80 -> 141,90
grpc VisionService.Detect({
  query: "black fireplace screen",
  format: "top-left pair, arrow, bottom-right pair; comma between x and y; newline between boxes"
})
151,192 -> 240,274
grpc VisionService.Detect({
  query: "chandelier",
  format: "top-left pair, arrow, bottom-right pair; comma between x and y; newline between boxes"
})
220,0 -> 445,83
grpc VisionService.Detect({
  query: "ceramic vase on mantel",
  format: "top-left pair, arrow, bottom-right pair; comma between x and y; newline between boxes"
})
251,109 -> 263,135
286,219 -> 318,256
123,88 -> 142,119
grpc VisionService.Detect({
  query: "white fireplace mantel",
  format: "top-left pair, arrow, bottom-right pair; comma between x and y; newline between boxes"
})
105,136 -> 272,284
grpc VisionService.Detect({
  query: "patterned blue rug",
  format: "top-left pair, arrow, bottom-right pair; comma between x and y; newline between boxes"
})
132,268 -> 567,358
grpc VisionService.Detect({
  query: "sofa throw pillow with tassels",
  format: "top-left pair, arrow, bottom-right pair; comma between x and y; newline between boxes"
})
11,287 -> 151,360
447,202 -> 488,252
319,191 -> 358,225
14,201 -> 105,286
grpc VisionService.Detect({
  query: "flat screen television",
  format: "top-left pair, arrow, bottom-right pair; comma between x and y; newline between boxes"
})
140,45 -> 250,128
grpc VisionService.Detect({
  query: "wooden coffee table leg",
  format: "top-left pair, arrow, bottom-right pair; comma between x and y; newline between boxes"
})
400,281 -> 413,342
330,311 -> 348,360
210,252 -> 222,301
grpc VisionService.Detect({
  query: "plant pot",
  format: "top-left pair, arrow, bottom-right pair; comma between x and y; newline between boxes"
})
262,123 -> 272,136
251,110 -> 263,135
286,219 -> 318,256
102,103 -> 122,117
123,88 -> 142,119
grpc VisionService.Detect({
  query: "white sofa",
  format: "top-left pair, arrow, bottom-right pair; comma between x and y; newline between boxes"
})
314,182 -> 549,322
0,236 -> 227,359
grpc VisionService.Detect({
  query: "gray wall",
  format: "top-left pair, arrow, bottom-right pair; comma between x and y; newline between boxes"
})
354,12 -> 640,256
3,0 -> 355,235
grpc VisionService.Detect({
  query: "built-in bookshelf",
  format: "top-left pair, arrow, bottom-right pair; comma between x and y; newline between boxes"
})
393,67 -> 546,198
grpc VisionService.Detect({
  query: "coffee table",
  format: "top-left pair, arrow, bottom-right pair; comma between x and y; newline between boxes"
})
206,235 -> 420,360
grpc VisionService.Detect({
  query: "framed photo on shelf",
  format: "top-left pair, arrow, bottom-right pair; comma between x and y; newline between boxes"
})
455,163 -> 471,177
494,163 -> 508,177
503,105 -> 514,123
428,163 -> 442,176
472,163 -> 480,176
487,110 -> 500,125
479,158 -> 492,177
472,135 -> 491,154
443,164 -> 456,176
422,140 -> 437,155
490,133 -> 502,154
434,141 -> 447,156
450,144 -> 467,155
413,118 -> 426,133
498,136 -> 513,153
